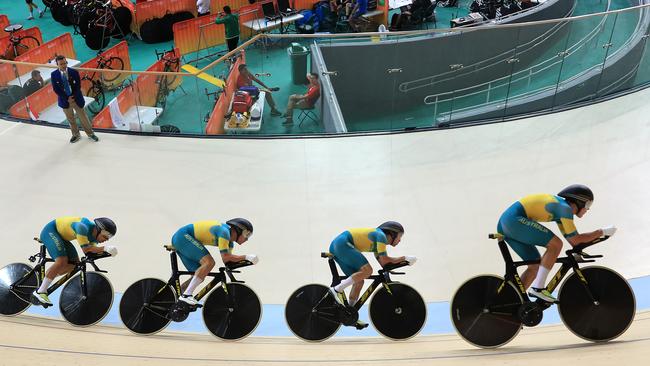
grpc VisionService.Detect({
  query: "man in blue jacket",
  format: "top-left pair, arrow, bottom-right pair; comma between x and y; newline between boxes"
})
51,55 -> 98,143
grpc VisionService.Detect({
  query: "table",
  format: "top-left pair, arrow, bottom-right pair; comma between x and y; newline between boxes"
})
224,91 -> 265,133
242,13 -> 304,34
8,59 -> 81,87
450,12 -> 483,28
38,96 -> 94,124
362,9 -> 384,19
112,105 -> 163,132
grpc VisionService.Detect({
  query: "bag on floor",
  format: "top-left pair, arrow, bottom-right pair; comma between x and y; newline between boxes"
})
232,91 -> 253,113
238,86 -> 259,98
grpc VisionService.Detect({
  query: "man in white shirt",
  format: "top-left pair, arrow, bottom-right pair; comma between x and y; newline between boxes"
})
197,0 -> 212,16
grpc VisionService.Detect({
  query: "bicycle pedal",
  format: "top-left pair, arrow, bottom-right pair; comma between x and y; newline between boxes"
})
354,322 -> 369,330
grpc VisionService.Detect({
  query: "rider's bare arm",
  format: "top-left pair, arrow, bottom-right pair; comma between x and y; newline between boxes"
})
82,246 -> 105,254
220,252 -> 246,263
567,230 -> 603,246
378,255 -> 406,267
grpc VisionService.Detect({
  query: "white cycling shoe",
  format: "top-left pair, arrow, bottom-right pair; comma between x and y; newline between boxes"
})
528,287 -> 558,303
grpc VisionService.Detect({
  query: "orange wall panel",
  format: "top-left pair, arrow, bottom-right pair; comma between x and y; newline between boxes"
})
9,86 -> 58,120
0,62 -> 17,86
294,0 -> 319,10
135,0 -> 198,34
210,0 -> 250,14
0,15 -> 9,31
173,15 -> 225,56
14,33 -> 76,76
0,27 -> 43,60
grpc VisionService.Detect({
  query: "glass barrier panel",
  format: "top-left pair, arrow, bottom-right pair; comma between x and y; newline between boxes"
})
503,18 -> 571,117
597,7 -> 645,97
552,11 -> 615,109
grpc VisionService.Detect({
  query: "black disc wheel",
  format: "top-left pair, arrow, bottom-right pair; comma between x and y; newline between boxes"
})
203,283 -> 262,340
78,13 -> 94,36
558,266 -> 636,342
85,85 -> 105,114
120,278 -> 176,335
85,26 -> 111,51
52,5 -> 66,24
101,57 -> 125,82
59,272 -> 113,326
0,263 -> 38,316
112,7 -> 133,39
369,283 -> 426,340
285,284 -> 341,342
451,275 -> 523,348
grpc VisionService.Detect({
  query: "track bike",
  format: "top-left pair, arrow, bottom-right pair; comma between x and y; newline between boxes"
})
82,52 -> 126,114
451,234 -> 636,348
0,238 -> 114,327
285,252 -> 426,342
1,24 -> 41,60
154,49 -> 181,108
119,244 -> 262,340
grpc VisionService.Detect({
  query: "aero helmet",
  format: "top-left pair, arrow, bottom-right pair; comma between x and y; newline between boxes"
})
377,221 -> 405,236
558,184 -> 594,210
227,218 -> 254,238
94,217 -> 117,237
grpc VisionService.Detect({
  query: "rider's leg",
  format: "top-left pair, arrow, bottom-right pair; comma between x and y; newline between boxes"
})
520,264 -> 539,290
173,232 -> 212,305
329,236 -> 369,305
183,254 -> 215,297
347,264 -> 373,306
35,226 -> 77,305
37,256 -> 75,292
531,236 -> 562,289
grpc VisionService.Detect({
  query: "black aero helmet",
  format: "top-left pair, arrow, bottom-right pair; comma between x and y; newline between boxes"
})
227,218 -> 254,238
378,221 -> 404,236
94,217 -> 117,237
558,184 -> 594,210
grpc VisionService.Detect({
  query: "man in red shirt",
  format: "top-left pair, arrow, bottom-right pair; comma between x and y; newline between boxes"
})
235,64 -> 282,116
283,73 -> 320,125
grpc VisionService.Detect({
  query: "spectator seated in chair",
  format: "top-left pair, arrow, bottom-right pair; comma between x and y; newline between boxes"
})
235,64 -> 283,116
348,0 -> 370,32
283,73 -> 321,126
22,69 -> 44,96
390,0 -> 436,31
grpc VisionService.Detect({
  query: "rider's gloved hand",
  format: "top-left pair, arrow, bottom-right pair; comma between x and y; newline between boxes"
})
245,254 -> 259,264
104,245 -> 118,257
601,225 -> 617,237
404,255 -> 417,265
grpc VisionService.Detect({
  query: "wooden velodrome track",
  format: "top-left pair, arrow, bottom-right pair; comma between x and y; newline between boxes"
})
2,85 -> 650,363
0,311 -> 648,365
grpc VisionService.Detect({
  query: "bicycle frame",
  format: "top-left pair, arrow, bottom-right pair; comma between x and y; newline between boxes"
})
159,246 -> 249,302
325,253 -> 408,311
495,235 -> 608,305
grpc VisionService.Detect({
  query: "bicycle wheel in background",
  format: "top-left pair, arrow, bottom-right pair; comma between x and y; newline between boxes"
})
101,57 -> 125,82
59,272 -> 113,326
285,284 -> 341,342
0,263 -> 38,316
120,278 -> 176,335
369,282 -> 426,340
558,266 -> 635,342
85,85 -> 105,114
451,275 -> 523,348
203,283 -> 262,340
85,26 -> 111,51
112,7 -> 133,39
